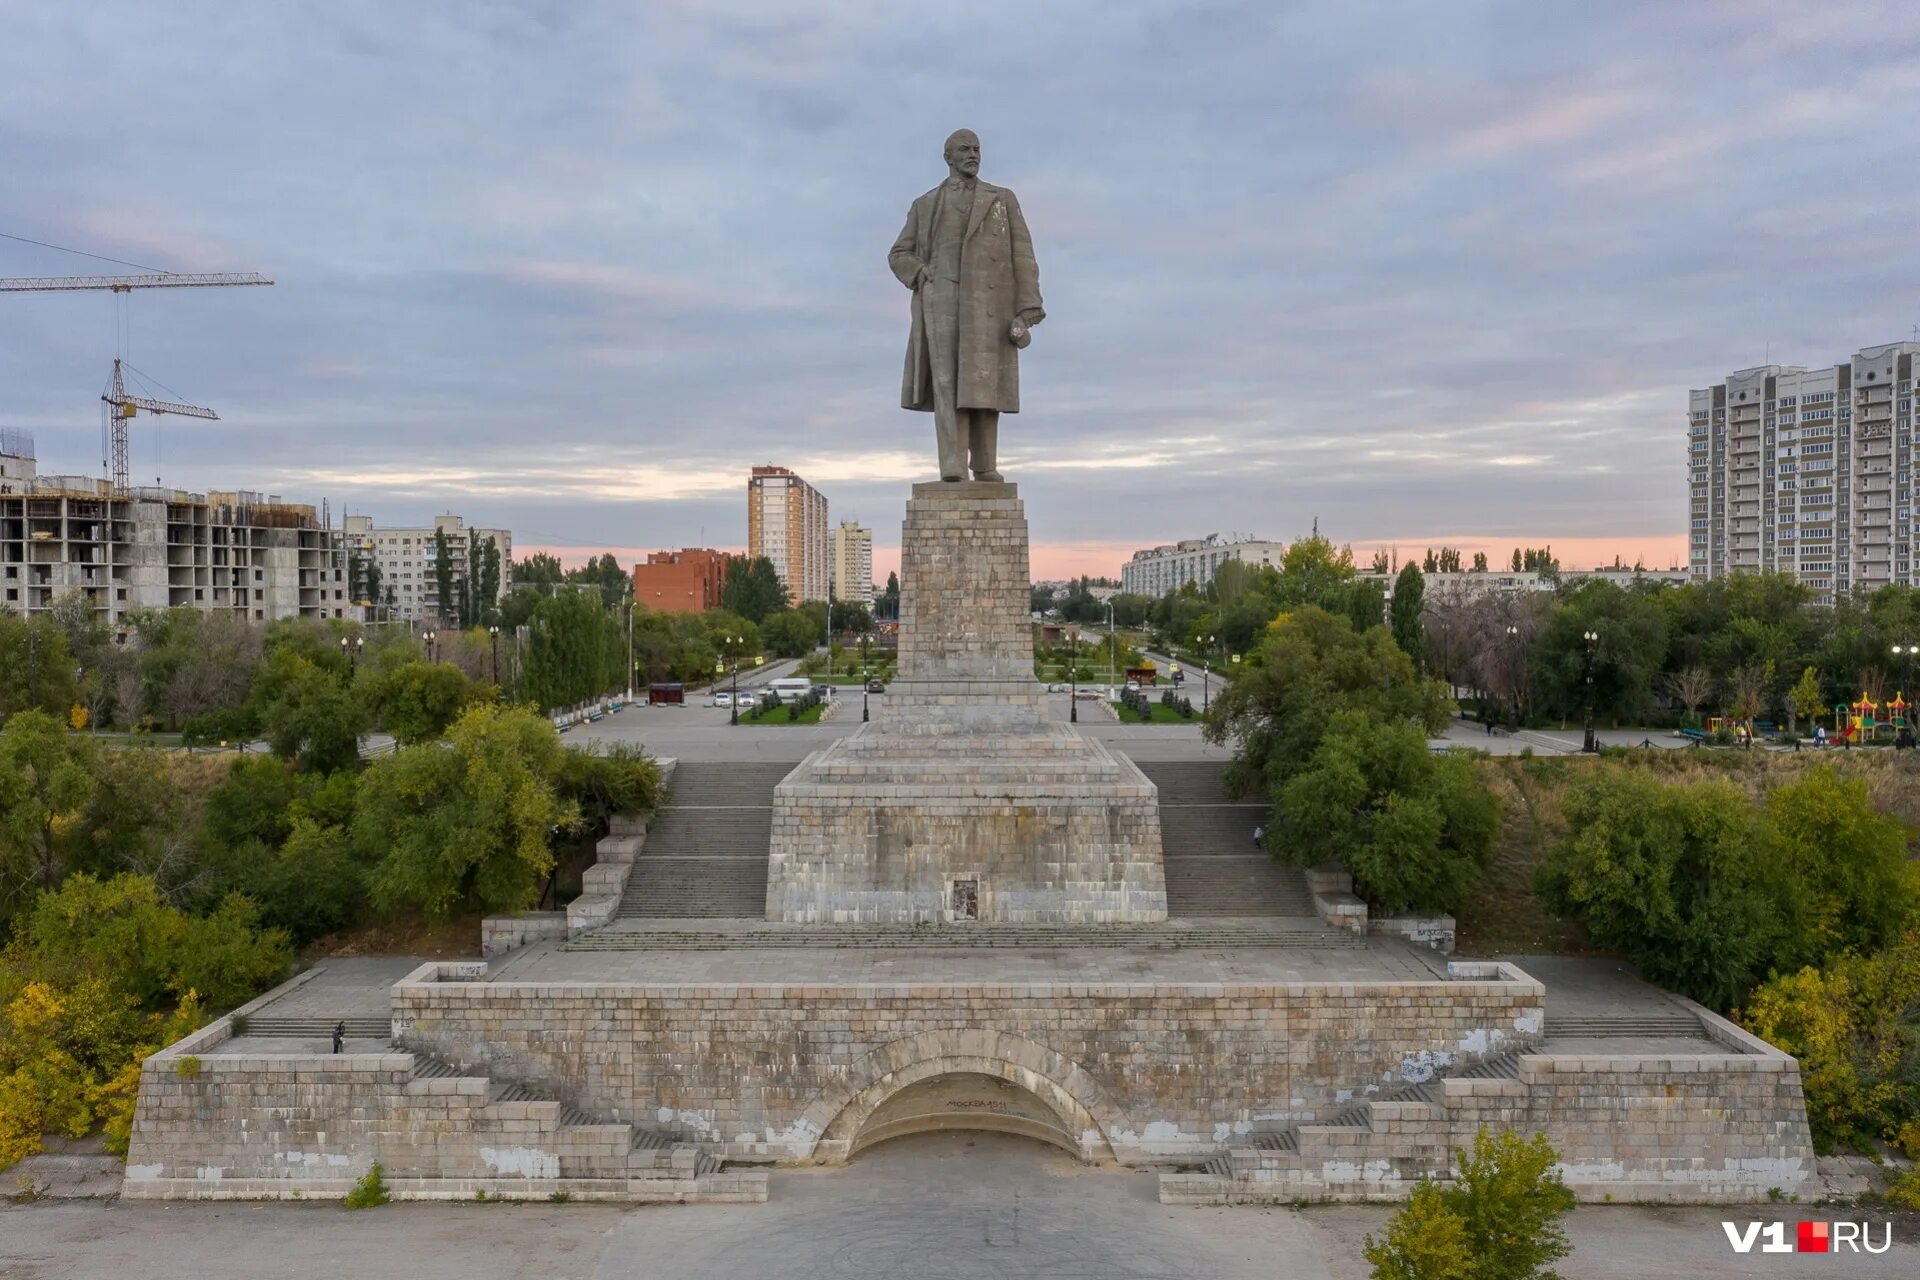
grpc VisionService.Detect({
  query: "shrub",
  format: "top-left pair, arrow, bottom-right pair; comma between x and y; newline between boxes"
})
173,1055 -> 201,1080
1363,1129 -> 1574,1280
552,743 -> 661,835
344,1162 -> 391,1209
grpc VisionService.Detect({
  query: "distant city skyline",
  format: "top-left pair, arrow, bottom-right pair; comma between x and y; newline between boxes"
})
5,3 -> 1914,580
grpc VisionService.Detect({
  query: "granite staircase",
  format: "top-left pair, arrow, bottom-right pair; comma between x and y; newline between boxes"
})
1138,761 -> 1316,918
569,917 -> 1360,950
239,1015 -> 390,1038
614,762 -> 787,919
403,1051 -> 755,1196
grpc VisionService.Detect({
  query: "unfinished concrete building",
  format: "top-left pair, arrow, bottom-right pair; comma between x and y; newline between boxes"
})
0,431 -> 356,625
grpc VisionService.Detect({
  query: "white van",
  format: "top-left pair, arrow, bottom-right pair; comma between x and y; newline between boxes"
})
770,677 -> 814,701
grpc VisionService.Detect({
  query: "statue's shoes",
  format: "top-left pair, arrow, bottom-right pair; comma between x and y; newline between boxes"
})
973,470 -> 1004,482
940,473 -> 965,482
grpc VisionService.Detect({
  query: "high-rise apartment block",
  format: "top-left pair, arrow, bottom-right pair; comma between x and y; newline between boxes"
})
1121,535 -> 1286,596
747,465 -> 829,604
343,514 -> 513,623
2,430 -> 356,625
1689,340 -> 1920,603
830,520 -> 873,607
631,547 -> 730,614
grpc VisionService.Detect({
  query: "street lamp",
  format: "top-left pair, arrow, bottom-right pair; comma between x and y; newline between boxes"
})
1068,628 -> 1080,723
1105,598 -> 1116,701
489,624 -> 501,685
423,629 -> 437,662
1504,624 -> 1520,728
1582,629 -> 1600,753
340,633 -> 363,672
1199,633 -> 1216,713
860,631 -> 873,723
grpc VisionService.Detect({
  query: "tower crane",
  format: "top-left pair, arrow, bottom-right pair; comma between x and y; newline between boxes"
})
0,269 -> 272,493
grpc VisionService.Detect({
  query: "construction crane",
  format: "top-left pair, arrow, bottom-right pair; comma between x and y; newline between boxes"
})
0,268 -> 271,492
101,357 -> 218,493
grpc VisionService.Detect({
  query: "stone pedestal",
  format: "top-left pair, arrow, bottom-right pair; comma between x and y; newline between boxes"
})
767,482 -> 1166,923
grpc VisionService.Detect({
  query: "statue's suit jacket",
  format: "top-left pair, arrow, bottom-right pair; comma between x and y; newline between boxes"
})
889,180 -> 1044,414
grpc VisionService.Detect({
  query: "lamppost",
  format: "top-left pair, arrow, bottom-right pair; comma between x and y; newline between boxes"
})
719,634 -> 743,726
1582,629 -> 1600,753
423,628 -> 436,663
1199,632 -> 1216,713
860,631 -> 873,723
489,624 -> 501,686
1892,642 -> 1917,735
1504,623 -> 1520,728
1068,628 -> 1079,723
1105,598 -> 1116,701
339,634 -> 363,672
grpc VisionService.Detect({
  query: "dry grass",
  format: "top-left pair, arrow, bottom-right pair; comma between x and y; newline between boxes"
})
301,914 -> 482,961
1453,748 -> 1920,956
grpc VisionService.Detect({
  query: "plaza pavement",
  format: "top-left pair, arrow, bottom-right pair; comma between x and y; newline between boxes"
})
4,1132 -> 1911,1278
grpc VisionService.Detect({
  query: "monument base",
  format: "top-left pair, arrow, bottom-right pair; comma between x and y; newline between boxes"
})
767,724 -> 1166,923
766,479 -> 1166,924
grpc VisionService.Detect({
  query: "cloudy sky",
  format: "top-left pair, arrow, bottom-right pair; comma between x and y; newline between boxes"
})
5,1 -> 1920,581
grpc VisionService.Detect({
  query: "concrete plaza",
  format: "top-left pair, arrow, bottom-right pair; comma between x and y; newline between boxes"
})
5,1133 -> 1911,1279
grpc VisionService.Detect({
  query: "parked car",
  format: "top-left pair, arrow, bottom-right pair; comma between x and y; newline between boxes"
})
1047,682 -> 1068,693
867,679 -> 886,693
1125,680 -> 1140,692
736,691 -> 758,709
714,691 -> 733,708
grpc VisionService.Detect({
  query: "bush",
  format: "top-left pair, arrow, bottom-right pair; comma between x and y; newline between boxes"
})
1538,765 -> 1919,1008
1363,1129 -> 1574,1280
552,743 -> 662,835
344,1161 -> 391,1209
1742,931 -> 1920,1156
1275,711 -> 1501,914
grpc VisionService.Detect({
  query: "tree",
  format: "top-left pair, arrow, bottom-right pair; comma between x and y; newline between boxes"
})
364,661 -> 481,745
1471,551 -> 1488,573
0,612 -> 79,725
0,711 -> 97,900
357,703 -> 577,918
1370,549 -> 1391,574
1390,563 -> 1425,667
1787,665 -> 1824,733
250,650 -> 370,773
1029,583 -> 1056,614
513,552 -> 565,589
877,571 -> 901,621
1206,606 -> 1454,800
1659,666 -> 1713,727
1363,1179 -> 1473,1280
521,591 -> 625,709
762,609 -> 822,659
1531,580 -> 1668,725
1364,1130 -> 1573,1279
1274,710 -> 1500,913
1764,768 -> 1918,973
721,555 -> 789,622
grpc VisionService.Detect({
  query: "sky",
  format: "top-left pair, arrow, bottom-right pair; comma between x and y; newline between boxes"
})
5,1 -> 1920,582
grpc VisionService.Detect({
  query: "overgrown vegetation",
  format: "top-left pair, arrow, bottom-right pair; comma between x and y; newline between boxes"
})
1363,1128 -> 1574,1280
344,1161 -> 391,1209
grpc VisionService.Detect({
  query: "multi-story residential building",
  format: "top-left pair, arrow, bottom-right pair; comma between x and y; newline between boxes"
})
631,547 -> 730,614
1690,341 -> 1920,603
343,514 -> 513,623
830,520 -> 873,607
747,465 -> 829,604
1357,566 -> 1690,606
1,431 -> 356,624
1120,535 -> 1286,597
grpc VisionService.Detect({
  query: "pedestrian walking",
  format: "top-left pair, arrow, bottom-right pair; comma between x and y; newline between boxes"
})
1252,825 -> 1264,849
332,1021 -> 345,1055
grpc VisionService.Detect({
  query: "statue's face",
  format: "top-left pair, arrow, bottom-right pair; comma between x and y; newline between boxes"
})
945,134 -> 981,178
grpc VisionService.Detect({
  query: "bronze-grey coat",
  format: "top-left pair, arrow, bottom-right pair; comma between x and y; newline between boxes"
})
889,181 -> 1044,413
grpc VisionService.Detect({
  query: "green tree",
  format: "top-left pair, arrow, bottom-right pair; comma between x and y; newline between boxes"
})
521,591 -> 625,709
513,552 -> 566,590
250,651 -> 370,773
1787,665 -> 1824,733
432,526 -> 455,622
722,555 -> 790,622
1363,1179 -> 1473,1280
0,710 -> 98,898
0,612 -> 80,725
762,609 -> 821,659
356,703 -> 576,919
1532,580 -> 1668,725
364,661 -> 480,745
1206,606 -> 1454,800
1364,1130 -> 1573,1279
1390,564 -> 1425,667
877,571 -> 901,621
1275,711 -> 1500,913
1765,768 -> 1918,972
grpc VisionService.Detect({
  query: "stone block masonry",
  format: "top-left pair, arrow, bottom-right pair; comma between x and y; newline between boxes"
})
388,960 -> 1545,1166
767,482 -> 1168,922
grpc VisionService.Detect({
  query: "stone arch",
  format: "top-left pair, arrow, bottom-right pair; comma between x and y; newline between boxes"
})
798,1029 -> 1123,1164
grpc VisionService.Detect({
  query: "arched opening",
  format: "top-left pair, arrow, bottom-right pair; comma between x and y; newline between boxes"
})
849,1071 -> 1082,1159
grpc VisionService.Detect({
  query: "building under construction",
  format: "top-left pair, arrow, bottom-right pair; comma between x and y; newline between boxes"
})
1,429 -> 357,625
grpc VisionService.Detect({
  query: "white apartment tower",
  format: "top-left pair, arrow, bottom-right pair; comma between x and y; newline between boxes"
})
1690,340 -> 1920,603
1121,535 -> 1287,597
747,465 -> 829,604
344,514 -> 513,623
830,520 -> 873,607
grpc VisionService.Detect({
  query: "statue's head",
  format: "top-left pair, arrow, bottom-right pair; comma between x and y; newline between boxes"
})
943,129 -> 981,178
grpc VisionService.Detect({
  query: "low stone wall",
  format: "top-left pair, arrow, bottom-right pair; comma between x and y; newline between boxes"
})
391,960 -> 1545,1164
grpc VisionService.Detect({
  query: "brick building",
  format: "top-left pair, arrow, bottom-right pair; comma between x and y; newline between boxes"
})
631,547 -> 730,614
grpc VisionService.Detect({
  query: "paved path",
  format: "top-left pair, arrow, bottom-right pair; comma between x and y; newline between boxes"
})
4,1133 -> 1911,1277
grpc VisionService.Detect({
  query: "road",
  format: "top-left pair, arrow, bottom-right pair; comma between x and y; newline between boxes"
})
4,1134 -> 1909,1279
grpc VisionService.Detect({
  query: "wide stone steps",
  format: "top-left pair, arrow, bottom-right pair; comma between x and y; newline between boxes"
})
569,918 -> 1357,950
1137,762 -> 1314,918
1241,1052 -> 1522,1158
614,763 -> 786,919
240,1016 -> 390,1038
1548,1012 -> 1703,1038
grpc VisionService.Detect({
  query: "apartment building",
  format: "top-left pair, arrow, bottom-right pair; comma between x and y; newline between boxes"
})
747,465 -> 829,604
631,547 -> 730,614
1120,535 -> 1286,597
1690,341 -> 1920,603
830,520 -> 873,607
343,513 -> 513,623
1,430 -> 355,624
